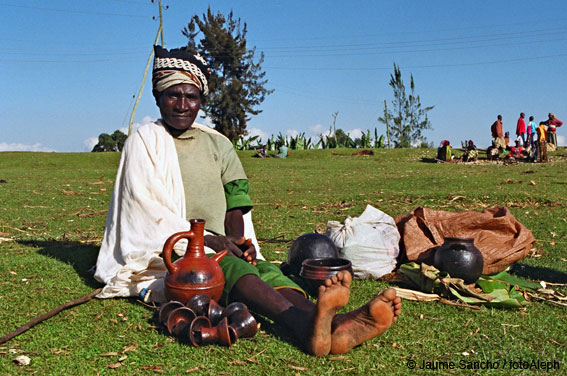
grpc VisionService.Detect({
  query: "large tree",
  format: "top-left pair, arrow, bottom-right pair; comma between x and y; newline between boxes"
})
182,8 -> 273,141
91,130 -> 127,152
378,63 -> 434,148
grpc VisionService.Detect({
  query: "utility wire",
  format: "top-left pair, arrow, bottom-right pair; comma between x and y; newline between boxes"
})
266,53 -> 567,71
0,2 -> 148,18
256,27 -> 567,51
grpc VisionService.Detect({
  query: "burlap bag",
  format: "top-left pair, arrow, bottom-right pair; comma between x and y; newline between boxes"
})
395,206 -> 535,275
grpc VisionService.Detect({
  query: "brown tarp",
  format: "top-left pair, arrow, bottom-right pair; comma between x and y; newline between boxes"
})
395,206 -> 535,275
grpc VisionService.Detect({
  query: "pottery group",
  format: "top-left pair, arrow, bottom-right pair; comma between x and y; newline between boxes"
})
158,294 -> 258,347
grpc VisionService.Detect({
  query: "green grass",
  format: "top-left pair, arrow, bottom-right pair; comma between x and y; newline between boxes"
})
1,148 -> 566,375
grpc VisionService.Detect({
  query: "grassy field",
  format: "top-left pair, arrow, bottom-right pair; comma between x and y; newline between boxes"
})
0,148 -> 566,375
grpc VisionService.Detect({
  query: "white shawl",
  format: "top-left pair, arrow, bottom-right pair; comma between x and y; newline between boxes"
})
94,121 -> 262,302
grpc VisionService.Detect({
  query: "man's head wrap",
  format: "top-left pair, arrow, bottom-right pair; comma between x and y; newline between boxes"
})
152,45 -> 210,96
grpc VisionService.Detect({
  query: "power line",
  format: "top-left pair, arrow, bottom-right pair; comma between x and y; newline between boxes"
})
256,27 -> 567,52
0,2 -> 149,18
251,17 -> 567,43
266,53 -> 567,71
262,36 -> 567,58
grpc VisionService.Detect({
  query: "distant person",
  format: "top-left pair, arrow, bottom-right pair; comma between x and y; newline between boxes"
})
543,113 -> 563,147
462,140 -> 478,162
511,140 -> 526,160
253,144 -> 268,158
436,140 -> 452,162
516,113 -> 526,146
486,140 -> 500,161
491,115 -> 505,149
274,145 -> 290,159
527,116 -> 537,149
536,121 -> 548,162
504,131 -> 510,148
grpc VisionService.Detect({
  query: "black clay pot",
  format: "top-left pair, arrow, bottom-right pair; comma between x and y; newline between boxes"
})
281,233 -> 339,276
299,257 -> 354,297
433,238 -> 484,284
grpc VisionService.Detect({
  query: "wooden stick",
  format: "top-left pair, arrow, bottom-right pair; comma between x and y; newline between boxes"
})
0,288 -> 102,345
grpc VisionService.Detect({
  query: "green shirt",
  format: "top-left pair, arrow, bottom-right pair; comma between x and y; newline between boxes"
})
172,126 -> 251,235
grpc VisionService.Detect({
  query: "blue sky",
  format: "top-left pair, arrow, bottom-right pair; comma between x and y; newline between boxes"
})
1,0 -> 566,152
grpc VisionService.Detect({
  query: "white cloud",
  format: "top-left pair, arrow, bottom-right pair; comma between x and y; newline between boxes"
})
83,137 -> 98,152
0,142 -> 56,152
118,115 -> 156,136
286,129 -> 299,138
247,127 -> 269,142
308,123 -> 328,138
557,135 -> 565,146
347,128 -> 363,139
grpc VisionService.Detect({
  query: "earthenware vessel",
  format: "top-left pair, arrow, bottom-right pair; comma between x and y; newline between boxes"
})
163,219 -> 227,303
166,307 -> 197,337
186,294 -> 210,316
207,299 -> 224,325
221,302 -> 248,319
299,257 -> 354,296
188,316 -> 212,347
200,317 -> 237,346
158,300 -> 184,327
433,237 -> 484,284
281,233 -> 339,276
226,309 -> 258,339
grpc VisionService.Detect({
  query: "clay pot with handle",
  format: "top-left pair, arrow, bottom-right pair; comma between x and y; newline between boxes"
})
162,219 -> 227,303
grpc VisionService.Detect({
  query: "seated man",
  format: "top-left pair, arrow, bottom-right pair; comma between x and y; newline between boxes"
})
253,144 -> 268,158
486,141 -> 500,160
274,145 -> 289,159
94,46 -> 401,356
461,140 -> 478,162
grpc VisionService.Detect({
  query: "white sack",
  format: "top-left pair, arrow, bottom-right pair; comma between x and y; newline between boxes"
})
326,205 -> 399,279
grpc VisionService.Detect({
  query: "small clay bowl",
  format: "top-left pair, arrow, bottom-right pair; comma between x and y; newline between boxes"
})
200,317 -> 237,347
299,257 -> 354,296
207,299 -> 224,325
189,316 -> 212,347
166,307 -> 197,337
158,301 -> 185,328
221,302 -> 248,319
186,294 -> 210,316
227,309 -> 258,339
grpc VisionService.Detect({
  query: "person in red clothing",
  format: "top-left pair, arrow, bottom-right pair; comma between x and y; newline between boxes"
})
491,115 -> 505,149
544,113 -> 563,147
516,112 -> 526,147
510,139 -> 527,159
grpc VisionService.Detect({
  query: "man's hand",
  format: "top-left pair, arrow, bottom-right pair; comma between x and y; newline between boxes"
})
204,235 -> 257,266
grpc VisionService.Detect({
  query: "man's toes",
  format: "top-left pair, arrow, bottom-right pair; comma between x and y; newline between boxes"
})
379,288 -> 397,303
341,270 -> 352,286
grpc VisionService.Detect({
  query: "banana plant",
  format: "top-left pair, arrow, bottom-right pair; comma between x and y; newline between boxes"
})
233,135 -> 260,151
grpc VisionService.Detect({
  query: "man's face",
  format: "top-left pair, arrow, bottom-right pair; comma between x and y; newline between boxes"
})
156,84 -> 201,131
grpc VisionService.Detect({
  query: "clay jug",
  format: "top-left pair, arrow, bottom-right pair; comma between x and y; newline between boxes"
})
163,219 -> 227,303
433,237 -> 484,284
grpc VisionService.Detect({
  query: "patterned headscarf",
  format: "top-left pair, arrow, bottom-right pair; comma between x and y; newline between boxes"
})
152,45 -> 210,96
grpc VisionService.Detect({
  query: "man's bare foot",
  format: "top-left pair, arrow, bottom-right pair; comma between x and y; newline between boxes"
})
329,288 -> 402,354
304,271 -> 352,356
